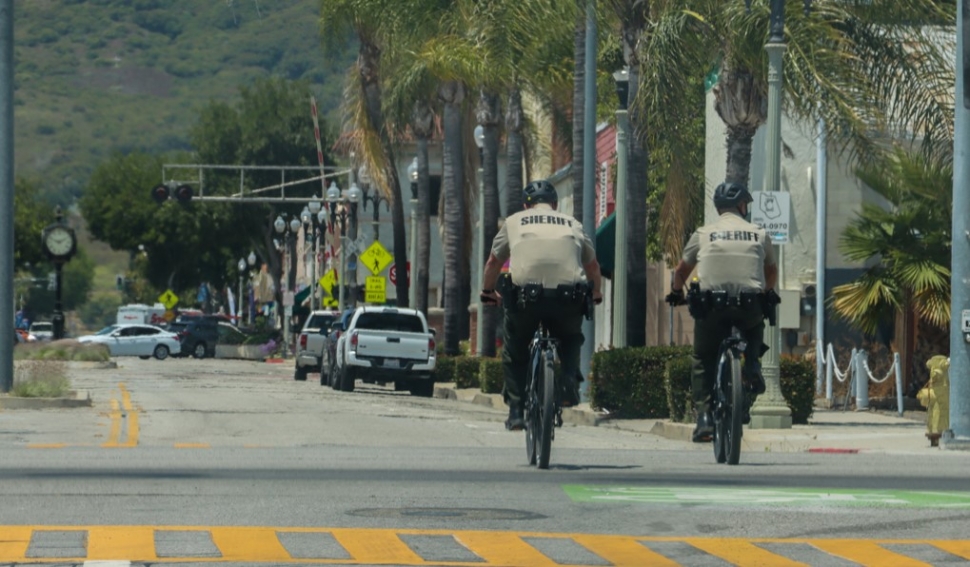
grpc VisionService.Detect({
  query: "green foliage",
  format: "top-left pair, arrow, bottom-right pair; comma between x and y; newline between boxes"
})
77,293 -> 123,330
479,358 -> 504,395
433,356 -> 456,384
11,361 -> 71,398
13,178 -> 55,269
590,346 -> 692,419
453,356 -> 481,390
664,355 -> 694,423
13,340 -> 110,363
780,356 -> 817,425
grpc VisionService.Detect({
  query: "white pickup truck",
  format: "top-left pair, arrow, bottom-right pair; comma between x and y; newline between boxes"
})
332,306 -> 436,397
294,310 -> 341,381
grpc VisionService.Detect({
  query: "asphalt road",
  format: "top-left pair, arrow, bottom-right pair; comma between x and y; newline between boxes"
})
1,357 -> 968,566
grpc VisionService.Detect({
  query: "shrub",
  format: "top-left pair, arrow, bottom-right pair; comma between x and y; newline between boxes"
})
479,358 -> 504,395
664,355 -> 694,423
781,356 -> 816,424
590,346 -> 692,418
11,361 -> 70,397
454,356 -> 481,389
14,340 -> 110,362
433,356 -> 456,384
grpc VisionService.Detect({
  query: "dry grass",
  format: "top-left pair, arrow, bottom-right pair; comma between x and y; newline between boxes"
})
11,360 -> 71,398
14,339 -> 111,363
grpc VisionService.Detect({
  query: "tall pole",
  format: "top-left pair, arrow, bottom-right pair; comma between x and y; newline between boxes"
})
409,203 -> 417,309
309,227 -> 316,311
475,164 -> 485,356
338,220 -> 346,311
612,79 -> 629,349
0,0 -> 14,393
238,273 -> 243,325
580,0 -> 597,396
750,0 -> 792,429
943,0 -> 970,449
815,114 -> 827,394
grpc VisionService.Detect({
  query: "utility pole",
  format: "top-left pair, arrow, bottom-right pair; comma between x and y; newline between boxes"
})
943,0 -> 970,450
580,0 -> 597,397
611,68 -> 630,348
0,0 -> 13,393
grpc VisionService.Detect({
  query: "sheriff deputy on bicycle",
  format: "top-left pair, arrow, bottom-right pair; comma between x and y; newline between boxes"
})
480,180 -> 603,431
666,182 -> 778,443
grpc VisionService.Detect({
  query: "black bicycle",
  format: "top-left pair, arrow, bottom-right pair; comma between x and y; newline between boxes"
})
712,326 -> 746,465
525,323 -> 560,469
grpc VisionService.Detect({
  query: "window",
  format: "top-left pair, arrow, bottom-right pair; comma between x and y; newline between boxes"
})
354,313 -> 425,333
307,314 -> 335,329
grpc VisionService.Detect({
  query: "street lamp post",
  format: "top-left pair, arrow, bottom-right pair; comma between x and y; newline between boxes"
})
748,0 -> 795,430
358,165 -> 387,242
612,68 -> 630,349
301,196 -> 325,311
328,181 -> 361,311
275,214 -> 302,359
246,251 -> 257,325
237,258 -> 246,326
473,125 -> 486,356
408,157 -> 419,309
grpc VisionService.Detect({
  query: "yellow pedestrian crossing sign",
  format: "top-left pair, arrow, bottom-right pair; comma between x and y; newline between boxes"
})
365,276 -> 386,304
158,289 -> 179,310
360,241 -> 393,276
319,269 -> 337,294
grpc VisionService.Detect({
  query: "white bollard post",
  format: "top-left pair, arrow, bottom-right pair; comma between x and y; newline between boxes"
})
894,352 -> 904,417
856,349 -> 869,411
826,344 -> 834,402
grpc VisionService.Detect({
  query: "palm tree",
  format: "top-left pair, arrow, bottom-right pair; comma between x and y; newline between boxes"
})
320,0 -> 414,307
476,90 -> 502,356
831,147 -> 951,385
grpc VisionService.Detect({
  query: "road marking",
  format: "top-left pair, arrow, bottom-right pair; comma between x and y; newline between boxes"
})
27,443 -> 68,449
1,526 -> 968,565
563,485 -> 970,508
120,384 -> 139,447
102,383 -> 139,448
174,443 -> 210,449
102,398 -> 122,448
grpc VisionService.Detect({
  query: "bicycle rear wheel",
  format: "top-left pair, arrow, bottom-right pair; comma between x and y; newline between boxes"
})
525,349 -> 540,465
713,350 -> 743,464
536,351 -> 556,469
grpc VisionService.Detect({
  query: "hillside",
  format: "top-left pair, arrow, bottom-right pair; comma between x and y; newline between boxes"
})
13,0 -> 355,203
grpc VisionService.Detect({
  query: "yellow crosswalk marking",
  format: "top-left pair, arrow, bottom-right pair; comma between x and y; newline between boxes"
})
0,527 -> 967,565
87,527 -> 157,561
811,540 -> 934,567
331,528 -> 426,564
688,538 -> 809,567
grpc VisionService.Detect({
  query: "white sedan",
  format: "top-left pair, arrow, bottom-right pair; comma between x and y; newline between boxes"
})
77,324 -> 181,360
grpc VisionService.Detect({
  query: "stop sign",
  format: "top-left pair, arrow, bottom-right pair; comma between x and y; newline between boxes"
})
390,262 -> 410,285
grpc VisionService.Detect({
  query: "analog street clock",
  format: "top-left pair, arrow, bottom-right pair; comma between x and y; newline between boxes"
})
42,225 -> 76,260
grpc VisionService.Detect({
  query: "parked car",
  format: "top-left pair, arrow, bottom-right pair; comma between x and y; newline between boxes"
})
77,324 -> 181,360
294,310 -> 341,381
28,321 -> 53,341
331,307 -> 436,396
168,316 -> 220,359
323,310 -> 355,387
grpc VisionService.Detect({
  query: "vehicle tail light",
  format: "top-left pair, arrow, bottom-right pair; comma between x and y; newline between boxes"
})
350,331 -> 358,353
429,338 -> 435,352
299,334 -> 307,349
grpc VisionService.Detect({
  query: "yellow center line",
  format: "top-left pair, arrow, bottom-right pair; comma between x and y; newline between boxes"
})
174,443 -> 210,449
101,397 -> 122,448
120,383 -> 139,447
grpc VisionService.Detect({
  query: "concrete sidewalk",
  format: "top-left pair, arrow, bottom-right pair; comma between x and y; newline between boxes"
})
433,383 -> 961,456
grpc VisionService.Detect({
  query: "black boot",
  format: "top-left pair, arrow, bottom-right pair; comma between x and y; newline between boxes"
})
505,404 -> 525,431
744,361 -> 765,395
692,410 -> 714,443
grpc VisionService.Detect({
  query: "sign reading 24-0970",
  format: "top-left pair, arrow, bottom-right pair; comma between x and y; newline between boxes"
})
749,191 -> 791,244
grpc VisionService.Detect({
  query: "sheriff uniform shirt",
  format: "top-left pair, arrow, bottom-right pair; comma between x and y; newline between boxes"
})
491,204 -> 596,289
681,211 -> 776,296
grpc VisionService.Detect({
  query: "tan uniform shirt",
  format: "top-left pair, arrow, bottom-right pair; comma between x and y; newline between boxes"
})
682,211 -> 776,295
491,204 -> 596,288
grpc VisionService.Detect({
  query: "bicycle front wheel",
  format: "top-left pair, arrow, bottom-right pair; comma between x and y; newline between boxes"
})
536,351 -> 556,469
724,350 -> 744,465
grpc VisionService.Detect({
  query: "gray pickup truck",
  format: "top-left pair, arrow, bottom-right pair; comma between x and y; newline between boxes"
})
332,307 -> 436,396
294,310 -> 340,381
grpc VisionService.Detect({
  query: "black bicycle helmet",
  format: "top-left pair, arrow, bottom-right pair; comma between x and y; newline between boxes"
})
712,182 -> 753,210
522,180 -> 558,206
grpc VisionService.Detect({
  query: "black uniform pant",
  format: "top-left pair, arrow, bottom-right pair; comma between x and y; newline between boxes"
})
691,305 -> 764,412
502,297 -> 585,407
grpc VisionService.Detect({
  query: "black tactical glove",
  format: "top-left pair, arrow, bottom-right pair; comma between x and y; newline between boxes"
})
665,289 -> 687,306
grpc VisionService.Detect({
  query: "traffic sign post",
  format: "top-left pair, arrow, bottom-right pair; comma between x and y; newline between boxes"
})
158,289 -> 180,310
749,191 -> 791,244
365,276 -> 386,304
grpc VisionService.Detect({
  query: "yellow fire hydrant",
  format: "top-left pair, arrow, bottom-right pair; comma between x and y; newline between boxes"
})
917,355 -> 949,447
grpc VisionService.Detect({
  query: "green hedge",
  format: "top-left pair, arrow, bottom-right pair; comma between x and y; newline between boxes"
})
781,356 -> 816,424
454,356 -> 481,389
433,356 -> 456,384
479,358 -> 504,394
664,355 -> 694,423
590,346 -> 692,419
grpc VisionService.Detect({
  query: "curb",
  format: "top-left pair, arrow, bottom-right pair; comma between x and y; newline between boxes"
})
0,390 -> 93,410
433,384 -> 613,427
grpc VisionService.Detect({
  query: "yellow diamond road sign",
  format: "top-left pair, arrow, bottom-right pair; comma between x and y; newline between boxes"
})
360,241 -> 393,276
158,289 -> 179,310
319,269 -> 337,294
365,276 -> 386,304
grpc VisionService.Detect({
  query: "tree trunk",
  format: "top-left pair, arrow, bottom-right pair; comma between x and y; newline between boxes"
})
476,91 -> 502,357
571,7 -> 585,222
505,86 -> 525,216
358,41 -> 409,306
713,66 -> 765,189
440,80 -> 466,355
626,64 -> 648,348
412,100 -> 434,316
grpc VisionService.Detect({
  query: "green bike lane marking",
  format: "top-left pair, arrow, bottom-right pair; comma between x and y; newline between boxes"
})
563,485 -> 970,508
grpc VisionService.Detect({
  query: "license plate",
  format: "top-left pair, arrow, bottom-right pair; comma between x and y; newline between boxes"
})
384,358 -> 400,368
